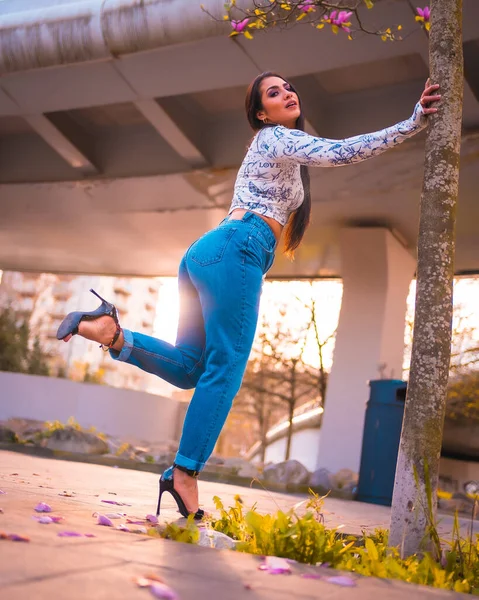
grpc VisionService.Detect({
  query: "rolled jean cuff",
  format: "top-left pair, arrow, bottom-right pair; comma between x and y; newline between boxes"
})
109,328 -> 134,362
174,452 -> 205,474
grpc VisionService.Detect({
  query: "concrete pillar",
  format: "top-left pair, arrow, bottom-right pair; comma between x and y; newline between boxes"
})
315,228 -> 416,474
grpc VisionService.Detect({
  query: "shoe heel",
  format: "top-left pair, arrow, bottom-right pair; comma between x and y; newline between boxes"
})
89,288 -> 118,323
156,479 -> 166,516
90,288 -> 109,304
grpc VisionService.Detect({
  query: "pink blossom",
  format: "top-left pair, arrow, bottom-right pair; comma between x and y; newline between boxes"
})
322,10 -> 353,33
417,6 -> 430,21
335,11 -> 353,25
231,18 -> 250,33
298,0 -> 315,13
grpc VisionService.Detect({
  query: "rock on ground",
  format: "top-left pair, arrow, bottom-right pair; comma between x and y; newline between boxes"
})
309,467 -> 332,489
263,459 -> 310,485
0,424 -> 18,443
330,468 -> 358,493
44,427 -> 109,455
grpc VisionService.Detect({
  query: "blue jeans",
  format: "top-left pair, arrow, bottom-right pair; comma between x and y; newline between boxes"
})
110,212 -> 276,473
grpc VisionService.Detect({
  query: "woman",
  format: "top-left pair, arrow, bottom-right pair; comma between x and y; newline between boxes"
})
57,72 -> 440,519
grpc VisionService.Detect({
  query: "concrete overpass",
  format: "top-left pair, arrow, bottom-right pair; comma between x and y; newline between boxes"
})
1,0 -> 478,475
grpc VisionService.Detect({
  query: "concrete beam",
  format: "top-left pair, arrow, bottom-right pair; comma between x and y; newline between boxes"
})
134,100 -> 207,169
0,0 -> 254,75
23,114 -> 97,175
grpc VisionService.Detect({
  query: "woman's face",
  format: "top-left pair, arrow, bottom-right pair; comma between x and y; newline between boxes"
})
256,76 -> 301,129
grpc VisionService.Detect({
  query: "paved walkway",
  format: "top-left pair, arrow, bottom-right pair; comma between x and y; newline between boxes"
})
0,451 -> 471,599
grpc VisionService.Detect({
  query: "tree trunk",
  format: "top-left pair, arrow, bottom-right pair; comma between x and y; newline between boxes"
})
285,361 -> 297,461
260,430 -> 267,463
285,405 -> 295,461
259,406 -> 267,463
388,0 -> 463,556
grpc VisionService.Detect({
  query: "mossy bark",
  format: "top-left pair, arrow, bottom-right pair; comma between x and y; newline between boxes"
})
388,0 -> 463,556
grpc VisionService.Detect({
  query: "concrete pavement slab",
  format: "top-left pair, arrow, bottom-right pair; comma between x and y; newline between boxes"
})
0,451 -> 472,600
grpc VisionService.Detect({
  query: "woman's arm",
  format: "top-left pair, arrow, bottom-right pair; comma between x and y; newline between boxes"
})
257,103 -> 428,168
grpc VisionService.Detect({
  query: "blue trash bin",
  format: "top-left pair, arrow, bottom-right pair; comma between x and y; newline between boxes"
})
356,379 -> 406,506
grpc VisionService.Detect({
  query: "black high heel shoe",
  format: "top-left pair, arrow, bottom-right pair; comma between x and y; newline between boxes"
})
156,473 -> 204,521
56,288 -> 122,350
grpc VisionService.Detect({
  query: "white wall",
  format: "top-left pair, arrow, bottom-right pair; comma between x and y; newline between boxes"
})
0,371 -> 182,442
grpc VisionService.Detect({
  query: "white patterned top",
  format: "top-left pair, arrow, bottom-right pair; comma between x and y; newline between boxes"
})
229,103 -> 427,226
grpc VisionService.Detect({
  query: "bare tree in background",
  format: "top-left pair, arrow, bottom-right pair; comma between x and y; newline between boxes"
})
233,321 -> 286,462
302,288 -> 336,410
234,289 -> 336,461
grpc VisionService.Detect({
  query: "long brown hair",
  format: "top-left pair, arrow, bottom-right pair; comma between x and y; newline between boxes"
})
245,71 -> 311,258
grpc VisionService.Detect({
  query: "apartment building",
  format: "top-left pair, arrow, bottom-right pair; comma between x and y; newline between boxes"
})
0,271 -> 170,394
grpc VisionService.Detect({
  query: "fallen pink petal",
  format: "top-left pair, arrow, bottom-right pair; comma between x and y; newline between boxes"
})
101,499 -> 132,506
117,524 -> 130,532
1,532 -> 30,542
258,556 -> 292,574
34,516 -> 53,524
34,502 -> 52,513
149,582 -> 179,599
50,515 -> 64,523
58,531 -> 83,537
326,575 -> 357,587
0,491 -> 6,495
146,514 -> 159,524
127,518 -> 146,524
129,526 -> 148,534
96,514 -> 114,527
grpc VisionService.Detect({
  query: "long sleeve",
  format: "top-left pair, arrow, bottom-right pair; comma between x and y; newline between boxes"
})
256,103 -> 427,167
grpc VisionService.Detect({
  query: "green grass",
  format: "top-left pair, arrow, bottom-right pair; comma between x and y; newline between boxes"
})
157,490 -> 479,594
